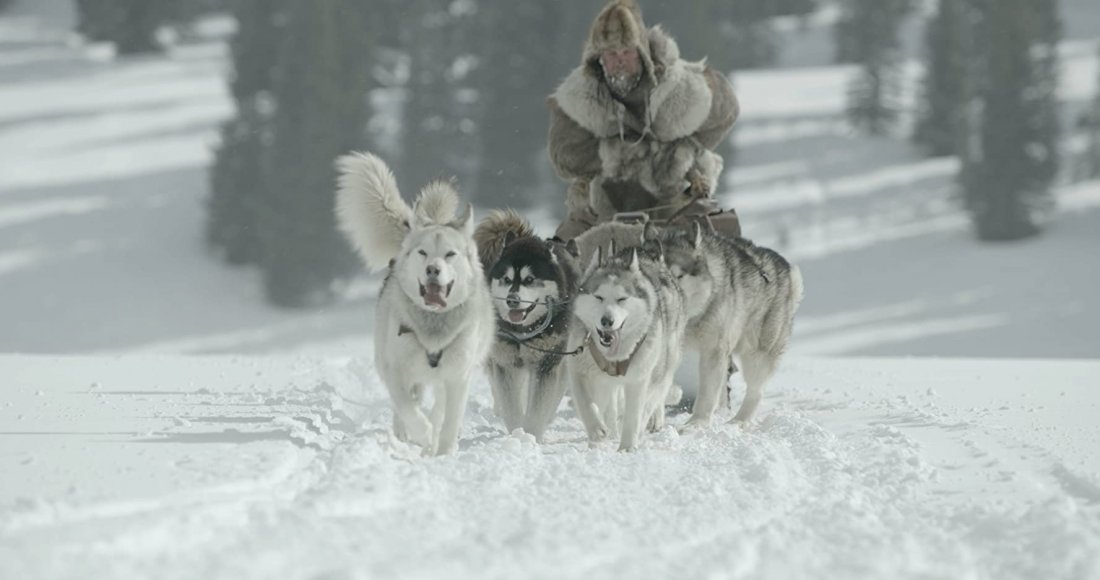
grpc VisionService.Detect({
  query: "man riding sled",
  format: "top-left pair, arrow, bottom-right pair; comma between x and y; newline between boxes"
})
547,0 -> 742,241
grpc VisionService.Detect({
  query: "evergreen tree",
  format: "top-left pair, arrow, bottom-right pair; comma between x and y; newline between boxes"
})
75,0 -> 173,54
1082,46 -> 1100,179
474,3 -> 561,208
398,1 -> 479,198
836,0 -> 914,135
259,1 -> 371,307
960,0 -> 1062,241
206,0 -> 287,265
913,0 -> 968,156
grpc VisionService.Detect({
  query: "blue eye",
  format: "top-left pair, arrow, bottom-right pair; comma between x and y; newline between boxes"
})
594,295 -> 604,302
445,251 -> 456,258
617,297 -> 626,304
418,250 -> 427,257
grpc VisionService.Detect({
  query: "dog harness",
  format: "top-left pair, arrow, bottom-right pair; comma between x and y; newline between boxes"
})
587,333 -> 647,377
495,298 -> 586,357
398,324 -> 444,368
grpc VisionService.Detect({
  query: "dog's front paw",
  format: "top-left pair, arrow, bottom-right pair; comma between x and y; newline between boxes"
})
617,442 -> 638,453
587,425 -> 608,443
647,410 -> 665,433
404,415 -> 434,449
727,416 -> 752,430
680,415 -> 712,433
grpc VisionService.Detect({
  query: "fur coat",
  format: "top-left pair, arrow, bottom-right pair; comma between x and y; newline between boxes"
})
548,23 -> 739,223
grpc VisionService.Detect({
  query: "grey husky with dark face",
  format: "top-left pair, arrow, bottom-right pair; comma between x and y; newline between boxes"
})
567,238 -> 687,451
475,210 -> 581,441
643,222 -> 803,427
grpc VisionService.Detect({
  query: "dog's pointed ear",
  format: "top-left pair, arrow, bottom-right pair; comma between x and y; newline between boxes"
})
584,245 -> 602,278
652,238 -> 665,263
628,248 -> 640,272
504,230 -> 518,247
410,201 -> 429,230
691,221 -> 703,250
450,203 -> 473,234
565,238 -> 579,258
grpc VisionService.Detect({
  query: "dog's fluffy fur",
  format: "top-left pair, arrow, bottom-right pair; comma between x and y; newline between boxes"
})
643,223 -> 803,426
475,210 -> 580,441
567,231 -> 687,451
335,152 -> 494,456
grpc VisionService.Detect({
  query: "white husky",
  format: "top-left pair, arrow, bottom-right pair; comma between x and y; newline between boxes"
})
335,152 -> 494,456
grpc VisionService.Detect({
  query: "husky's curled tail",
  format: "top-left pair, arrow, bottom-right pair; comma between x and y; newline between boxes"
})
335,151 -> 459,270
473,209 -> 536,272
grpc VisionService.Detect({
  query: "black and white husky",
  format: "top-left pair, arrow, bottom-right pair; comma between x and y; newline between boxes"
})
334,152 -> 494,456
474,210 -> 580,441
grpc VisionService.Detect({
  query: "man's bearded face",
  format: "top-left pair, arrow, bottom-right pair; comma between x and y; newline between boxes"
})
600,47 -> 642,96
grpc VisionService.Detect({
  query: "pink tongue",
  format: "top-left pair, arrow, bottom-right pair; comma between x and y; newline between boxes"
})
423,284 -> 446,308
508,309 -> 526,323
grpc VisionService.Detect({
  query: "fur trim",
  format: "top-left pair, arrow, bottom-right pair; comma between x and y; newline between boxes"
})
648,64 -> 712,140
554,27 -> 713,142
554,68 -> 623,139
335,151 -> 413,271
473,209 -> 536,272
582,0 -> 655,85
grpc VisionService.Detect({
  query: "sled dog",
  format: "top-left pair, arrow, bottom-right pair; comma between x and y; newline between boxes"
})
335,152 -> 494,456
642,222 -> 803,426
474,210 -> 581,441
567,238 -> 687,451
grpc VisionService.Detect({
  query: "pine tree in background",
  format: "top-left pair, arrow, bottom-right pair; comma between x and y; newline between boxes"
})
1082,45 -> 1100,179
398,1 -> 479,197
913,0 -> 967,157
260,1 -> 371,307
206,0 -> 287,266
75,0 -> 172,54
836,0 -> 914,136
960,0 -> 1062,241
474,3 -> 561,208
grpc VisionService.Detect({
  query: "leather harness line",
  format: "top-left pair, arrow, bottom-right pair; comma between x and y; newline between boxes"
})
586,333 -> 647,377
398,324 -> 445,368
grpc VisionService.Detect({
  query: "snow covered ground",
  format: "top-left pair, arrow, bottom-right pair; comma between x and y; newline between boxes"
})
2,355 -> 1098,579
2,2 -> 1100,578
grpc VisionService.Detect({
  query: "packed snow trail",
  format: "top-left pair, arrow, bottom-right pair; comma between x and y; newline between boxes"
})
1,355 -> 1097,579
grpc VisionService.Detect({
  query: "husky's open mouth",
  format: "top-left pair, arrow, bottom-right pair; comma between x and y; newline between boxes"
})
507,302 -> 536,324
419,281 -> 454,309
596,328 -> 619,348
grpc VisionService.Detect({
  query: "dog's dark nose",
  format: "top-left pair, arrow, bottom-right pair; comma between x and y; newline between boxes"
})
425,264 -> 440,278
600,315 -> 613,329
506,294 -> 521,309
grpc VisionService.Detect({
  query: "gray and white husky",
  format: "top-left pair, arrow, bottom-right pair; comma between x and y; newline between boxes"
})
334,152 -> 494,456
567,238 -> 688,451
643,222 -> 803,427
474,210 -> 580,441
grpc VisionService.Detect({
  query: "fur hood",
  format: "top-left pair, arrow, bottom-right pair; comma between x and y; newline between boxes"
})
554,24 -> 713,143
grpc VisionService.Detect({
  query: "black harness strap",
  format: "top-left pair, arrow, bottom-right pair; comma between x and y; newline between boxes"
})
398,324 -> 444,368
495,298 -> 585,357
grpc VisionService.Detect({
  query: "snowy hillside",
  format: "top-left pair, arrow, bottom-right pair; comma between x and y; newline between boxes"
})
2,1 -> 1100,578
